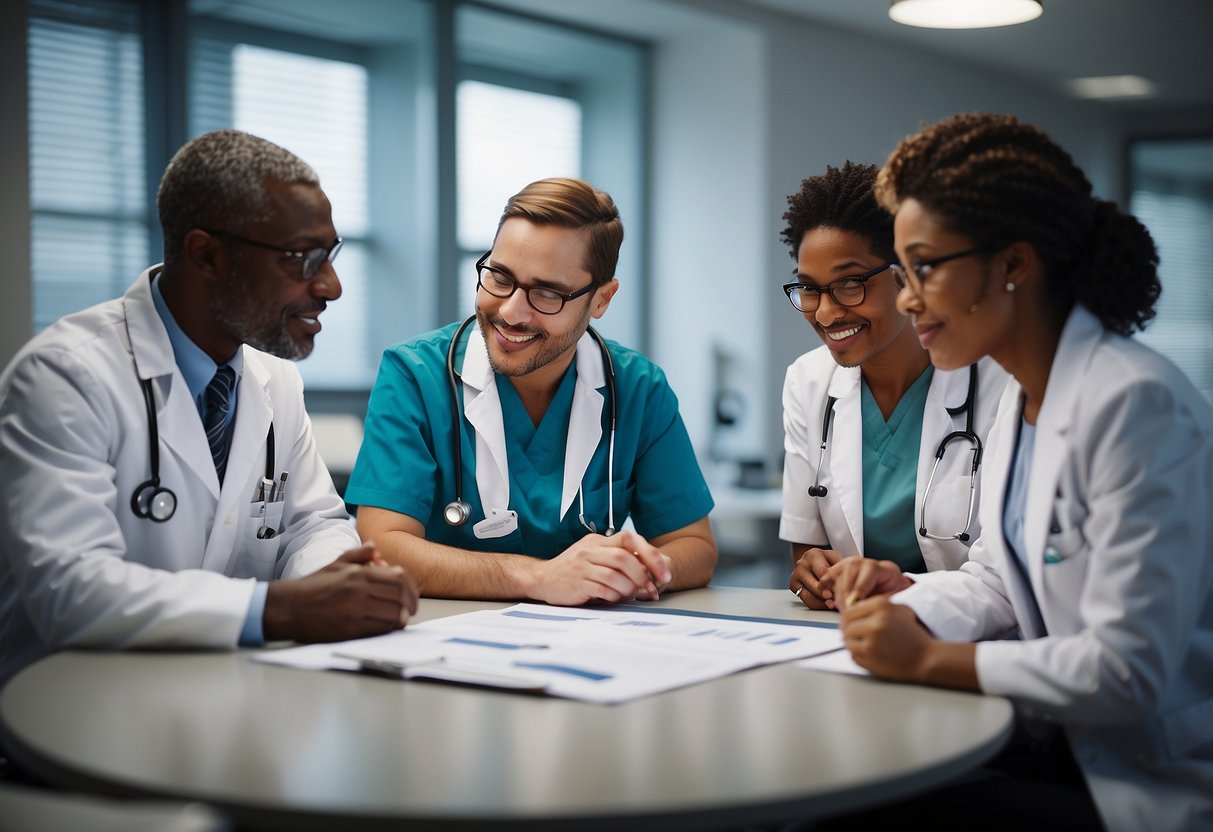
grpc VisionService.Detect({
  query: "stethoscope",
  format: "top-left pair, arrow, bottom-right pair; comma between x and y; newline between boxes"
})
808,363 -> 982,543
130,375 -> 275,523
442,315 -> 618,535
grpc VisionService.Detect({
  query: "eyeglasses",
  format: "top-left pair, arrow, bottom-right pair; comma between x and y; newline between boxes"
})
206,230 -> 343,281
889,246 -> 987,292
475,252 -> 596,315
782,262 -> 894,313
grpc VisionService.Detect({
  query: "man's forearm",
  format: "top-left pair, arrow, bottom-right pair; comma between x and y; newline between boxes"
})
651,518 -> 717,591
372,529 -> 540,600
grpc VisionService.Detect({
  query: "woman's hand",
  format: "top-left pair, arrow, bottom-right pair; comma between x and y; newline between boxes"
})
789,547 -> 843,609
820,557 -> 913,611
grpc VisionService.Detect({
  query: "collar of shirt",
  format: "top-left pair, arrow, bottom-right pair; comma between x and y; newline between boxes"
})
150,268 -> 243,420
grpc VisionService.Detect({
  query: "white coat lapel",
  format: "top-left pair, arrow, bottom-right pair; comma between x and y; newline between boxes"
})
461,329 -> 511,514
122,271 -> 219,500
919,367 -> 958,466
916,366 -> 965,565
987,385 -> 1048,638
1024,307 -> 1100,598
210,351 -> 272,574
829,367 -> 864,553
1025,424 -> 1068,597
559,333 -> 605,520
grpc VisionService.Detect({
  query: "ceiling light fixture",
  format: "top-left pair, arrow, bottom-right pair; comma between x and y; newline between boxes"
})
1066,75 -> 1156,100
889,0 -> 1043,29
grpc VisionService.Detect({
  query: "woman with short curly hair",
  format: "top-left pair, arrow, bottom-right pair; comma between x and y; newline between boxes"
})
778,162 -> 1007,611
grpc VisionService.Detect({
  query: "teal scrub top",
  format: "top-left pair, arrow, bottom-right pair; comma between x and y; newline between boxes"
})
860,366 -> 933,573
345,321 -> 714,557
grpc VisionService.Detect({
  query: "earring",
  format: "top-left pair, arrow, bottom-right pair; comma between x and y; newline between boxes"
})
1005,282 -> 1016,293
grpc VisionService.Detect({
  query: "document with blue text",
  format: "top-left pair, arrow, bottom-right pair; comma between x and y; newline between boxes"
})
255,604 -> 843,704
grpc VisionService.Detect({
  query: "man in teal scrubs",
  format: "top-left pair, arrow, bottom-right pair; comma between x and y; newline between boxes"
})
347,178 -> 716,606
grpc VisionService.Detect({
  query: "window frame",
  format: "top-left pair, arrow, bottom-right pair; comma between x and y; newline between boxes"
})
25,0 -> 649,406
1124,132 -> 1213,402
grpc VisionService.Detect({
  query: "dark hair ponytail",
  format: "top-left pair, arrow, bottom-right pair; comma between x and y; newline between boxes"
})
1070,199 -> 1160,336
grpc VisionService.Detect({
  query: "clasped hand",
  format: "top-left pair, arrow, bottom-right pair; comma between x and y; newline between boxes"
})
530,529 -> 672,606
818,556 -> 912,612
264,544 -> 419,643
789,547 -> 843,609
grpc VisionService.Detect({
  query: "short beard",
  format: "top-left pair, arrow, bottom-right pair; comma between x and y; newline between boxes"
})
475,301 -> 592,378
210,269 -> 314,361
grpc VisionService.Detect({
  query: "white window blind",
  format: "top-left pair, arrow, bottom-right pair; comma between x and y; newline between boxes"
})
456,80 -> 581,314
190,39 -> 372,389
231,45 -> 371,389
233,46 -> 369,238
1132,188 -> 1213,401
28,0 -> 147,330
26,1 -> 641,390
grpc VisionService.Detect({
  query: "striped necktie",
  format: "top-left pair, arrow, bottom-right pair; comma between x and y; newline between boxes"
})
203,366 -> 237,483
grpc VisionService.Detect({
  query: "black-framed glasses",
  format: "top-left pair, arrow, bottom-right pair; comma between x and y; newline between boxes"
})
782,262 -> 894,313
890,246 -> 987,292
206,230 -> 343,281
475,252 -> 596,315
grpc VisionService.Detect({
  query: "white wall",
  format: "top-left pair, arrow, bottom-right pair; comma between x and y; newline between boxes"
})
648,15 -> 768,467
755,4 -> 1121,471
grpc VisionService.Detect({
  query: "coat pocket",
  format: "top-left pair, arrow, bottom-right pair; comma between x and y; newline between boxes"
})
231,501 -> 285,579
1161,696 -> 1213,759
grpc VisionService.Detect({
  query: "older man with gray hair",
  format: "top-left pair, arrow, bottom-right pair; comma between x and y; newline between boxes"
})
0,129 -> 417,689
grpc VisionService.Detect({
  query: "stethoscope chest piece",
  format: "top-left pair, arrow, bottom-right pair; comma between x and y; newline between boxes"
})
131,376 -> 178,523
131,372 -> 274,525
444,498 -> 472,527
131,478 -> 177,522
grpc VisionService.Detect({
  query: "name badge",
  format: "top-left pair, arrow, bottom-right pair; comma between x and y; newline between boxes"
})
473,508 -> 518,539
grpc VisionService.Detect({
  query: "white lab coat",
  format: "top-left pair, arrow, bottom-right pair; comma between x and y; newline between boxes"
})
895,306 -> 1213,832
780,346 -> 1008,570
0,268 -> 358,686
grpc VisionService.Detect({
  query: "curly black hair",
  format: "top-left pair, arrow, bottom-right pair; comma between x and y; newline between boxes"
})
875,113 -> 1160,336
781,161 -> 895,264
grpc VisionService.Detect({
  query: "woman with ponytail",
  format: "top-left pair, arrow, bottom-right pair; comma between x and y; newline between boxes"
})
821,113 -> 1213,831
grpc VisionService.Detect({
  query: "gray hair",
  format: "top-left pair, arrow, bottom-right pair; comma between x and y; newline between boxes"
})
156,129 -> 319,268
